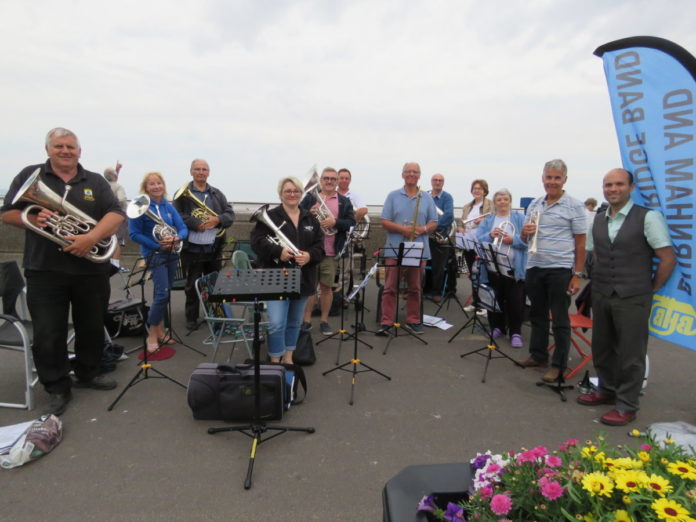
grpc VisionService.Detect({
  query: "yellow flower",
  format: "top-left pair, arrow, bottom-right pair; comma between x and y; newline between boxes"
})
622,495 -> 631,505
613,509 -> 633,522
652,498 -> 691,521
609,457 -> 643,470
637,451 -> 650,463
647,474 -> 673,497
614,470 -> 646,493
594,451 -> 607,464
583,515 -> 595,522
582,472 -> 614,497
631,428 -> 641,437
667,460 -> 696,480
663,438 -> 675,445
581,445 -> 598,459
661,458 -> 670,465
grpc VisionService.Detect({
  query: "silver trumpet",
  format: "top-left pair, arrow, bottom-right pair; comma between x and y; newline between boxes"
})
492,220 -> 515,257
126,194 -> 182,253
250,204 -> 301,262
527,209 -> 540,254
301,168 -> 337,236
12,168 -> 117,263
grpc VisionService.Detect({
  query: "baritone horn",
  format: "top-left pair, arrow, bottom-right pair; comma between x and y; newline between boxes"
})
301,168 -> 337,236
431,206 -> 456,244
492,220 -> 515,257
527,210 -> 540,254
173,183 -> 224,238
12,168 -> 117,263
250,204 -> 302,263
126,194 -> 182,253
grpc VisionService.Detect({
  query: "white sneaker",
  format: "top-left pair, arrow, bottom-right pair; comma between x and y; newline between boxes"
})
476,309 -> 487,316
464,305 -> 476,312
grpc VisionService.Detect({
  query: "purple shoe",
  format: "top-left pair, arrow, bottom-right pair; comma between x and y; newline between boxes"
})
491,328 -> 503,339
511,334 -> 523,348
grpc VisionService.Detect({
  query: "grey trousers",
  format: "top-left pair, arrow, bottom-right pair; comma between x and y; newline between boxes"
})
591,290 -> 652,412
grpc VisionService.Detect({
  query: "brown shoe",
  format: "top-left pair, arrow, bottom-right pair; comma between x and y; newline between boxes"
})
577,392 -> 616,406
542,368 -> 561,383
518,357 -> 548,368
600,409 -> 636,426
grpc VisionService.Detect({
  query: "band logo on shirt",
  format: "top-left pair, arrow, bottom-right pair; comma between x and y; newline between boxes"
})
83,188 -> 95,201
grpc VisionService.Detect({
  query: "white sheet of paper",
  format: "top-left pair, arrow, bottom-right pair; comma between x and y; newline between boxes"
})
401,241 -> 423,267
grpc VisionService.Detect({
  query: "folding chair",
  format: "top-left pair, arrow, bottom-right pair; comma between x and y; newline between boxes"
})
196,272 -> 253,362
0,261 -> 38,410
548,301 -> 593,379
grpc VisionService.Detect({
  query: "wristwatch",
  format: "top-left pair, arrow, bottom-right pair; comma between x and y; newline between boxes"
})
573,271 -> 583,278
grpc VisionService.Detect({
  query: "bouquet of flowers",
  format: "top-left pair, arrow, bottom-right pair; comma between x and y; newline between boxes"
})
418,431 -> 695,521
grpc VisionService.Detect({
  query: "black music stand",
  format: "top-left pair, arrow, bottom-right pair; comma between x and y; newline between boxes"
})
432,239 -> 466,316
108,254 -> 187,411
379,243 -> 428,355
206,268 -> 315,489
323,264 -> 390,405
317,232 -> 373,364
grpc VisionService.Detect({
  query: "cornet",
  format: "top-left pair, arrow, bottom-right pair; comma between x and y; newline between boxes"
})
527,210 -> 540,254
492,220 -> 515,257
173,183 -> 224,238
126,194 -> 182,253
12,168 -> 117,263
250,204 -> 302,263
301,168 -> 337,236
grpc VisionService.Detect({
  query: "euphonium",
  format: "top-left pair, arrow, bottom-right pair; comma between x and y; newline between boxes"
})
492,220 -> 515,257
301,168 -> 337,236
173,183 -> 224,238
351,212 -> 370,245
126,194 -> 182,253
527,210 -> 540,254
250,204 -> 301,262
12,168 -> 117,263
431,206 -> 456,245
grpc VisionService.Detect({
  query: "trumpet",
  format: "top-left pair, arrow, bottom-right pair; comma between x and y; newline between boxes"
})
127,194 -> 182,253
302,168 -> 337,236
250,204 -> 302,262
12,168 -> 117,263
527,210 -> 540,254
492,220 -> 515,257
173,183 -> 224,238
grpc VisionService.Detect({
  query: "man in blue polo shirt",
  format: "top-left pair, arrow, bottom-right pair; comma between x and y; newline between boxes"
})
519,159 -> 586,382
577,168 -> 675,426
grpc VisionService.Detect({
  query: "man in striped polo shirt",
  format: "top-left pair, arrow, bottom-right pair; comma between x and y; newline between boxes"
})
519,159 -> 586,383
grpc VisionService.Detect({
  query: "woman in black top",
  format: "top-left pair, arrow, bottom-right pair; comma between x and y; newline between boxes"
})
250,176 -> 324,364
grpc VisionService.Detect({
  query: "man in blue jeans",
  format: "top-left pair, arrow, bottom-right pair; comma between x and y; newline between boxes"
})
519,159 -> 586,383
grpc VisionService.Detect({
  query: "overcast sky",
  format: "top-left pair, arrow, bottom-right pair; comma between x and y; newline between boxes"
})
2,0 -> 695,208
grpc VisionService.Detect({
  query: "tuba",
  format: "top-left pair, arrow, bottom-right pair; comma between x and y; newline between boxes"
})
173,183 -> 224,238
250,204 -> 301,263
12,168 -> 117,263
126,194 -> 182,253
301,168 -> 337,236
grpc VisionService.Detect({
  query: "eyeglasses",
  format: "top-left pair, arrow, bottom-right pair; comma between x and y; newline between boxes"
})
282,189 -> 301,195
321,177 -> 338,182
403,170 -> 420,174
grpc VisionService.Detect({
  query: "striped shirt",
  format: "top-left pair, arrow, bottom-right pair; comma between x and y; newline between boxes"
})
525,192 -> 586,269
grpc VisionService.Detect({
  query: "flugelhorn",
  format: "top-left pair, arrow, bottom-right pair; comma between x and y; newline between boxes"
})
301,168 -> 337,236
492,220 -> 515,257
127,194 -> 182,253
173,183 -> 224,238
527,210 -> 540,254
250,204 -> 301,262
12,168 -> 117,263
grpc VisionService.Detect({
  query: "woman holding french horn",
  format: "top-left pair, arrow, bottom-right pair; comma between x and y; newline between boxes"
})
128,172 -> 188,354
476,188 -> 528,348
250,176 -> 324,364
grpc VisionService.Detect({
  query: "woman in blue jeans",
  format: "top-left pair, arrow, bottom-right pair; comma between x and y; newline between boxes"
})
250,176 -> 324,364
129,172 -> 188,353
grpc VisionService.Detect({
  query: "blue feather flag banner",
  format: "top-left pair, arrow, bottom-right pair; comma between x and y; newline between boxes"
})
595,36 -> 696,350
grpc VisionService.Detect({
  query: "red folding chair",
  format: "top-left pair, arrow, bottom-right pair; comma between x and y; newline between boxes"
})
548,301 -> 593,379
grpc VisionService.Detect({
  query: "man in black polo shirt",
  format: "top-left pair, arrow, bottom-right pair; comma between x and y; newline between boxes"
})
1,127 -> 125,416
174,159 -> 235,330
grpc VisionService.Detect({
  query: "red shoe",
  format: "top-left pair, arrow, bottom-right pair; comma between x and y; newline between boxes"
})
576,392 -> 615,406
600,409 -> 636,426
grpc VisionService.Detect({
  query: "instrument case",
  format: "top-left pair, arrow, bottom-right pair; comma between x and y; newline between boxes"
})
187,362 -> 285,422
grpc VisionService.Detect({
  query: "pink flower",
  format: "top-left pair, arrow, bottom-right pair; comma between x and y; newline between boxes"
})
490,494 -> 513,515
546,455 -> 562,468
558,439 -> 579,451
531,446 -> 548,458
517,450 -> 537,463
486,462 -> 502,474
640,443 -> 652,451
539,480 -> 564,500
479,485 -> 494,499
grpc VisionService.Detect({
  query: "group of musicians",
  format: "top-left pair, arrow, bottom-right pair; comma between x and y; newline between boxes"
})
2,128 -> 676,427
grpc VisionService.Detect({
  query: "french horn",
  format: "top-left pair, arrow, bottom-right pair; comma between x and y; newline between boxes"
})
12,168 -> 117,263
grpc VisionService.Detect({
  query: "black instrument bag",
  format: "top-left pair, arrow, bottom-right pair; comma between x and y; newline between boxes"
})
187,362 -> 286,422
